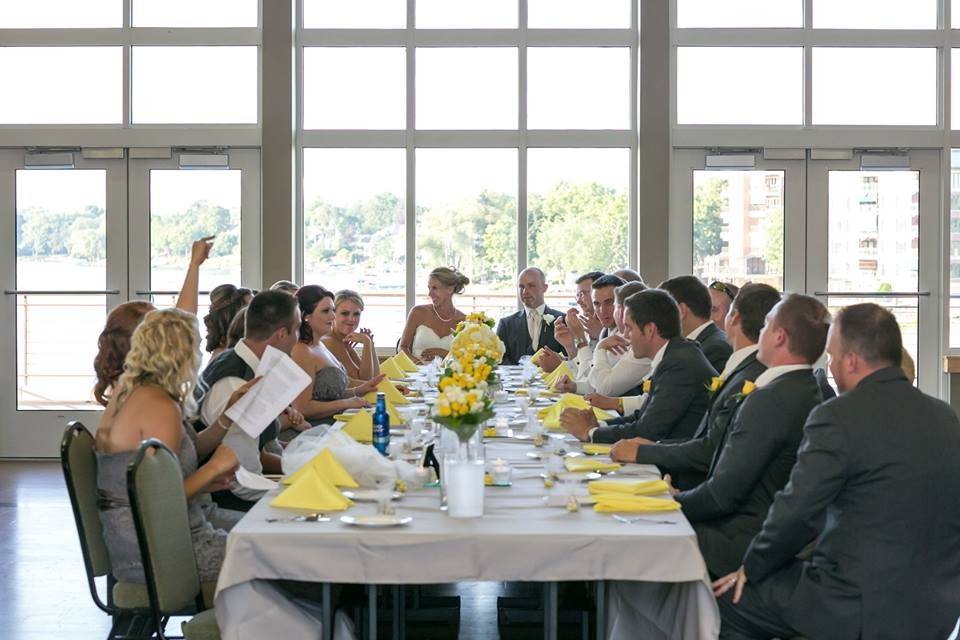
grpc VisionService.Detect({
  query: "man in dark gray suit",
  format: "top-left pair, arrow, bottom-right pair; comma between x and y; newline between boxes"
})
713,303 -> 960,640
661,275 -> 734,373
610,283 -> 782,491
666,294 -> 828,578
495,267 -> 567,365
560,288 -> 716,443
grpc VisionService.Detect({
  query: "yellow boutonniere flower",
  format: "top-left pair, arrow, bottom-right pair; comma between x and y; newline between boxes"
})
642,379 -> 652,394
707,376 -> 723,393
741,380 -> 757,396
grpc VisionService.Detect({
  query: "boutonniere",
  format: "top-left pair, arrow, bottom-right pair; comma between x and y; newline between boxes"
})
543,314 -> 557,326
642,379 -> 652,394
706,376 -> 723,394
733,380 -> 757,401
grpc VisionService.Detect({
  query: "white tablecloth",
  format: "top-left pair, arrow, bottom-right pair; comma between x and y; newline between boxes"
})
215,368 -> 720,638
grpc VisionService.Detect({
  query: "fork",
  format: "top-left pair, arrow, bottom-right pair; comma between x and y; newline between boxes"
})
612,514 -> 674,525
265,512 -> 330,523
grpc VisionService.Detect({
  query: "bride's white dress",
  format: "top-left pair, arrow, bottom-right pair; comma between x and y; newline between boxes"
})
411,325 -> 453,359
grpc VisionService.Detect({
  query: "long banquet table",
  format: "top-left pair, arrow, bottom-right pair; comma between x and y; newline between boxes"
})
214,366 -> 720,640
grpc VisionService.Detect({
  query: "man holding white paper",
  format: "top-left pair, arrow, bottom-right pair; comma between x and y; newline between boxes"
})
196,290 -> 307,508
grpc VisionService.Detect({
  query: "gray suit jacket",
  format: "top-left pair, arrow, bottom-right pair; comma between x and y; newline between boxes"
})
591,338 -> 716,443
495,306 -> 566,366
741,367 -> 960,640
634,351 -> 767,490
677,368 -> 822,577
694,322 -> 733,374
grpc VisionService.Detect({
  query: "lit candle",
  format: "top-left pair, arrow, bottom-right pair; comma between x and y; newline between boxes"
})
491,459 -> 512,485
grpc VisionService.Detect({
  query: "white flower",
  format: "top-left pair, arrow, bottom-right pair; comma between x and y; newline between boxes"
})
543,314 -> 558,326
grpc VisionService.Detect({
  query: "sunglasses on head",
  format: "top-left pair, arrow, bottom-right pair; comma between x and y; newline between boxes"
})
709,281 -> 738,301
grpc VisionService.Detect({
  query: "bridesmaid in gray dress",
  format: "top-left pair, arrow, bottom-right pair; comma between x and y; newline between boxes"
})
95,308 -> 256,585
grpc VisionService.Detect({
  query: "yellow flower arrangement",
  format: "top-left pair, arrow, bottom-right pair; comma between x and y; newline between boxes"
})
454,312 -> 496,335
642,379 -> 652,394
433,376 -> 495,442
450,321 -> 506,364
741,380 -> 757,396
707,376 -> 723,394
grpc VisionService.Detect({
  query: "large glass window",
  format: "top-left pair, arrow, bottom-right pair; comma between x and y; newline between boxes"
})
528,148 -> 629,304
692,170 -> 785,290
132,46 -> 258,124
528,0 -> 631,29
415,0 -> 517,29
0,48 -> 122,124
812,48 -> 936,126
677,0 -> 801,28
416,48 -> 518,129
528,48 -> 630,130
16,170 -> 107,410
132,0 -> 258,27
0,0 -> 120,28
812,0 -> 936,30
949,150 -> 960,348
416,149 -> 518,319
304,0 -> 406,28
303,149 -> 406,346
677,48 -> 803,125
303,48 -> 406,130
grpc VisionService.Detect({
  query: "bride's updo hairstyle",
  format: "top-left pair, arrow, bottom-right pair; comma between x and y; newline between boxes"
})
429,267 -> 470,294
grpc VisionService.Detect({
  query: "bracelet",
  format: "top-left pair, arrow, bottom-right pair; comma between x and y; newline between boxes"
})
616,397 -> 624,414
216,415 -> 232,431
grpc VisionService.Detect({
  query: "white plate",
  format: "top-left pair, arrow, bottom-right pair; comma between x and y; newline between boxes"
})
340,514 -> 412,527
341,490 -> 402,502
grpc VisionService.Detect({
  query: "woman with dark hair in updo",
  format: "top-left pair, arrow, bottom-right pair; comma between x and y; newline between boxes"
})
204,284 -> 253,359
398,266 -> 469,364
289,285 -> 385,429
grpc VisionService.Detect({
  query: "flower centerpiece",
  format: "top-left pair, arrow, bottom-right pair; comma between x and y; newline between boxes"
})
433,371 -> 495,444
450,312 -> 506,364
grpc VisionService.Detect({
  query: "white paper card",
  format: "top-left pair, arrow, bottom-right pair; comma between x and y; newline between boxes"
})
226,348 -> 311,439
235,466 -> 279,491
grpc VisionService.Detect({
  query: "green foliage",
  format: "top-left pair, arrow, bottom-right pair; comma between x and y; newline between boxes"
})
877,282 -> 893,293
151,200 -> 239,264
693,179 -> 727,263
763,212 -> 784,275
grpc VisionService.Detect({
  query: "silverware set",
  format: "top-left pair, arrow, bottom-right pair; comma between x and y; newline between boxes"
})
265,512 -> 330,523
612,514 -> 674,525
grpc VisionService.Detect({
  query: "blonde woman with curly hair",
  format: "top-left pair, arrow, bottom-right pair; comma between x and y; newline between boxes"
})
321,290 -> 380,381
399,266 -> 470,363
94,308 -> 257,585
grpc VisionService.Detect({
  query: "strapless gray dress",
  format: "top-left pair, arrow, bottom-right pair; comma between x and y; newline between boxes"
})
95,423 -> 227,583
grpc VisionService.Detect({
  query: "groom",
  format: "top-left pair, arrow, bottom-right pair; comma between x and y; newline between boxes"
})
496,267 -> 567,365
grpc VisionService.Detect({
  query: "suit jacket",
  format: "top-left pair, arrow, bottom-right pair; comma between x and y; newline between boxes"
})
694,322 -> 733,374
677,368 -> 821,577
591,338 -> 716,444
634,351 -> 767,490
741,367 -> 960,640
496,306 -> 566,366
813,367 -> 836,400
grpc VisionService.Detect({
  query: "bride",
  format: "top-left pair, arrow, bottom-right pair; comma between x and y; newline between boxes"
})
399,267 -> 469,363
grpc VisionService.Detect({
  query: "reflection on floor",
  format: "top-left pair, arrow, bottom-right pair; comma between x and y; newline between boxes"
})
0,461 -> 591,640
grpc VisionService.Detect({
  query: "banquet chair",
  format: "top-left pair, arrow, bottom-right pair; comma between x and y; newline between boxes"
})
126,438 -> 219,640
61,421 -> 156,639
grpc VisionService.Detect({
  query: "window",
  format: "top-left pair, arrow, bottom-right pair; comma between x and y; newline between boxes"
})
677,48 -> 803,125
416,48 -> 518,129
303,0 -> 406,28
0,48 -> 122,124
416,149 -> 518,319
692,170 -> 785,289
415,0 -> 517,29
528,48 -> 630,130
303,149 -> 406,346
132,0 -> 258,27
132,47 -> 258,124
812,0 -> 936,30
677,0 -> 801,28
812,48 -> 936,126
0,0 -> 120,28
303,48 -> 406,129
528,0 -> 631,29
951,150 -> 960,348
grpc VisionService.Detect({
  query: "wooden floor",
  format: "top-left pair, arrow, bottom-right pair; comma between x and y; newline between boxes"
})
0,461 -> 588,640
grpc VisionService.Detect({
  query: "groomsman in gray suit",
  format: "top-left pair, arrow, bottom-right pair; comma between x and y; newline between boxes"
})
495,267 -> 567,365
713,303 -> 960,640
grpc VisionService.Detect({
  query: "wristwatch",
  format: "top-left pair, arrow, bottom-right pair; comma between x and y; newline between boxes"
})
573,336 -> 586,350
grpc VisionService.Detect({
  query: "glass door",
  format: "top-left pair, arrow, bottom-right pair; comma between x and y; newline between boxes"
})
671,149 -> 806,293
128,148 -> 261,335
0,150 -> 127,457
806,150 -> 941,393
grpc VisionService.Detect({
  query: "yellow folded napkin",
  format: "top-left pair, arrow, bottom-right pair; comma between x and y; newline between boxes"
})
333,410 -> 373,443
588,479 -> 669,496
593,494 -> 681,513
483,427 -> 497,438
542,361 -> 575,389
394,351 -> 419,373
581,443 -> 612,456
530,348 -> 545,366
537,393 -> 615,430
272,466 -> 353,512
564,458 -> 621,473
379,357 -> 408,381
364,378 -> 409,405
282,448 -> 359,488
